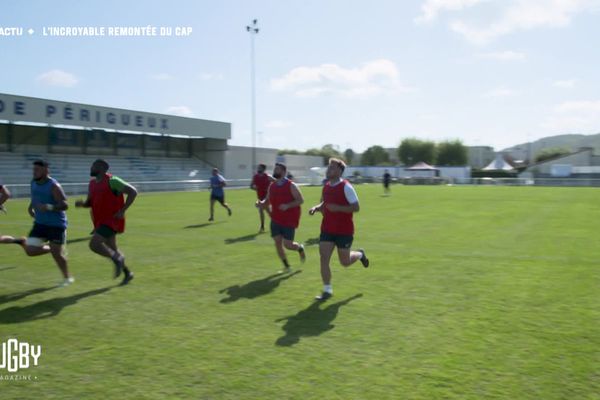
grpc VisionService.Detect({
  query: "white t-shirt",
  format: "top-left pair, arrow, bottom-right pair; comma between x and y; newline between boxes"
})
329,178 -> 359,204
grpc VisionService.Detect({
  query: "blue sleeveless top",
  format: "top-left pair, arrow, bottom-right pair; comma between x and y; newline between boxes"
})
31,177 -> 68,228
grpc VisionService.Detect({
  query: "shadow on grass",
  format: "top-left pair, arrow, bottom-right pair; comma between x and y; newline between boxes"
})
275,293 -> 363,347
67,236 -> 92,245
0,287 -> 112,324
304,237 -> 320,247
184,221 -> 224,229
224,233 -> 260,244
0,266 -> 17,272
0,286 -> 57,306
219,270 -> 302,303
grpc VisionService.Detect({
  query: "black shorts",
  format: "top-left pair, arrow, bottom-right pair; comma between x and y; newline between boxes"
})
320,232 -> 353,249
271,221 -> 296,241
384,181 -> 390,188
29,223 -> 66,245
211,194 -> 225,204
95,224 -> 117,239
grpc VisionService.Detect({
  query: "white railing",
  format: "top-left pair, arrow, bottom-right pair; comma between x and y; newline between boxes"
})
5,176 -> 599,198
3,176 -> 314,198
349,176 -> 600,187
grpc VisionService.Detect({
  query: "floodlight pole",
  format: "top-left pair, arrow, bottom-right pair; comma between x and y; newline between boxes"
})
246,19 -> 259,175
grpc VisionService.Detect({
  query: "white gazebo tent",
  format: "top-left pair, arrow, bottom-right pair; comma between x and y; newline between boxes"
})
483,154 -> 514,171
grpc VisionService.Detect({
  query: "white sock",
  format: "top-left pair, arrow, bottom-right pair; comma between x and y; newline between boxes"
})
324,284 -> 333,294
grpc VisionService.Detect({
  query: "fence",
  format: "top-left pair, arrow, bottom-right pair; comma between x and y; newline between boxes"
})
352,176 -> 600,187
4,175 -> 600,198
3,176 -> 313,198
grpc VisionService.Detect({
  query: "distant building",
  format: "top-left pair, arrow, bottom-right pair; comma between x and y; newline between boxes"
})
467,146 -> 495,169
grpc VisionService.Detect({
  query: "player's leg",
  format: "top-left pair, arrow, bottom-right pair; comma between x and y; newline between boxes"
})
23,237 -> 51,256
23,224 -> 52,256
282,227 -> 305,263
258,206 -> 265,232
337,237 -> 369,268
337,248 -> 363,267
49,242 -> 72,283
209,197 -> 215,221
219,196 -> 232,216
89,226 -> 126,278
316,238 -> 336,300
0,234 -> 18,244
273,235 -> 288,266
89,233 -> 113,258
106,234 -> 134,284
271,221 -> 290,271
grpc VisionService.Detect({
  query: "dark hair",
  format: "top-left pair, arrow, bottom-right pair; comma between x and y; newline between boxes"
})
94,159 -> 110,171
275,162 -> 287,172
33,160 -> 49,167
258,163 -> 267,170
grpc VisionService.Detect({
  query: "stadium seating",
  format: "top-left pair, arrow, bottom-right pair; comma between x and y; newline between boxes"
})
0,151 -> 213,184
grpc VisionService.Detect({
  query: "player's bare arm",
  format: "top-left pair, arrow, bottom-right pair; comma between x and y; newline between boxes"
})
325,202 -> 359,213
36,184 -> 68,212
115,184 -> 138,219
309,201 -> 324,215
256,186 -> 271,208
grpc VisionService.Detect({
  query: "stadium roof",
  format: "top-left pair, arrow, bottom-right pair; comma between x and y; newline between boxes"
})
0,92 -> 231,140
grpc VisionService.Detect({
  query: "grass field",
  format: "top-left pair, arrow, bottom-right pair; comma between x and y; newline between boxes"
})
0,184 -> 598,399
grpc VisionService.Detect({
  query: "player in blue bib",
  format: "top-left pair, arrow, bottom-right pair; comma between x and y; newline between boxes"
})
16,160 -> 74,287
208,168 -> 232,221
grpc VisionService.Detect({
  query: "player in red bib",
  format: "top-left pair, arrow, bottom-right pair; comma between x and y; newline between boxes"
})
75,159 -> 138,285
309,158 -> 369,301
251,163 -> 275,233
257,163 -> 306,273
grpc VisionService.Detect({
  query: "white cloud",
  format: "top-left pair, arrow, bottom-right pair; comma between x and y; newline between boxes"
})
36,69 -> 79,87
149,73 -> 173,81
265,120 -> 292,129
415,0 -> 484,23
553,79 -> 577,88
483,86 -> 518,98
270,59 -> 412,99
165,106 -> 194,117
478,50 -> 526,60
418,0 -> 600,44
542,100 -> 600,132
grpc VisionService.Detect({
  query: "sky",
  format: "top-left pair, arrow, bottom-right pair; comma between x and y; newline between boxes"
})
1,0 -> 600,152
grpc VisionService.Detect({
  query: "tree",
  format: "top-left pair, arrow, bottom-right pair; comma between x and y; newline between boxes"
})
534,147 -> 570,163
344,148 -> 355,164
361,145 -> 390,166
305,144 -> 344,165
436,140 -> 467,166
398,138 -> 435,165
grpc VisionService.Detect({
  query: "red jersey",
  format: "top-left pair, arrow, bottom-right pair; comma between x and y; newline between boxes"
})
89,173 -> 126,233
321,179 -> 355,235
269,178 -> 301,228
252,173 -> 272,200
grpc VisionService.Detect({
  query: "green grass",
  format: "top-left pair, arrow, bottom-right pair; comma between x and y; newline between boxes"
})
0,185 -> 599,399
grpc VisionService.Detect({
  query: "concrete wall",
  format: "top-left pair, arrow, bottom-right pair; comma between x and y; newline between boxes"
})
221,148 -> 325,182
276,154 -> 324,179
223,146 -> 279,181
